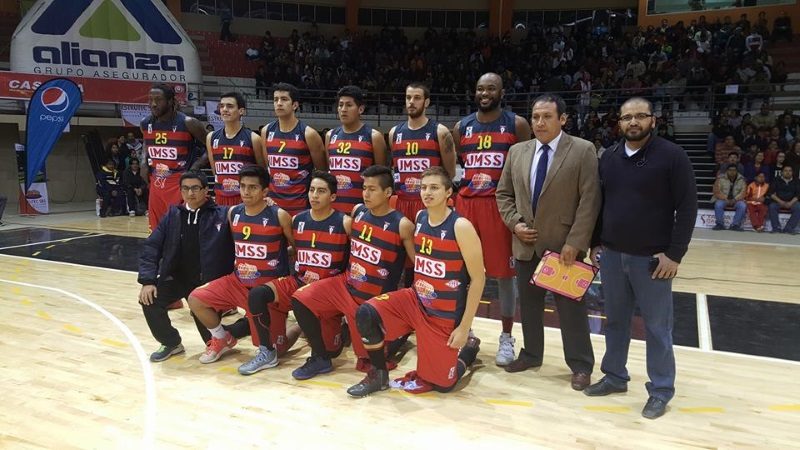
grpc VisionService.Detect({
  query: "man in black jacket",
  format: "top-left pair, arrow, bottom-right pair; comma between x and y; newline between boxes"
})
138,171 -> 248,362
122,158 -> 148,216
585,97 -> 697,420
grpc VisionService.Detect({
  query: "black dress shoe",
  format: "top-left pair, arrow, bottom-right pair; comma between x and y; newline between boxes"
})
571,372 -> 591,391
583,377 -> 627,396
504,355 -> 541,373
642,396 -> 668,419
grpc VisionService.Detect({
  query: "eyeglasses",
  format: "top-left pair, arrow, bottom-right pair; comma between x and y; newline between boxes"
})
180,185 -> 205,193
619,113 -> 654,123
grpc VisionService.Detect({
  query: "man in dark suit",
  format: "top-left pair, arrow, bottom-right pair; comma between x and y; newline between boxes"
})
496,94 -> 601,390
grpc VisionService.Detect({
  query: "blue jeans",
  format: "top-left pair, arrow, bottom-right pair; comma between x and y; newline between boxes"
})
599,249 -> 675,403
768,202 -> 800,232
714,199 -> 746,227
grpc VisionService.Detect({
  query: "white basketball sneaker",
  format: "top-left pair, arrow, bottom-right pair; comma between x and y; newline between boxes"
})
495,332 -> 516,366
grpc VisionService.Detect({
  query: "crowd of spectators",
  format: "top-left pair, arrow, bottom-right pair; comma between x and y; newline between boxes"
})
96,132 -> 146,217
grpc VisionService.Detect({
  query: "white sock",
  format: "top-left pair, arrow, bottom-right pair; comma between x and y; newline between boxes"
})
209,324 -> 226,339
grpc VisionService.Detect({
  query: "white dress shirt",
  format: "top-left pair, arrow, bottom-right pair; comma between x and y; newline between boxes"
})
530,131 -> 563,193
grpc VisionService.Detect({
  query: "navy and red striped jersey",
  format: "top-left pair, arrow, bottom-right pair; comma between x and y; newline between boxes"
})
412,210 -> 469,324
327,125 -> 375,213
210,126 -> 257,200
264,120 -> 315,215
458,110 -> 517,197
347,205 -> 406,302
141,111 -> 195,179
229,204 -> 289,287
391,120 -> 442,201
292,209 -> 350,285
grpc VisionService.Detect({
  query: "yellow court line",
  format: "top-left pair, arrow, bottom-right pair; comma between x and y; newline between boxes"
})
32,251 -> 41,256
63,324 -> 83,334
584,405 -> 632,413
36,310 -> 51,320
679,407 -> 725,414
20,298 -> 32,306
769,404 -> 800,412
298,379 -> 344,389
484,399 -> 534,407
101,338 -> 128,348
12,287 -> 21,294
387,389 -> 436,398
217,366 -> 238,374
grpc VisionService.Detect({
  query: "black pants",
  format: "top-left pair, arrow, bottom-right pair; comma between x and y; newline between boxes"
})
516,256 -> 594,374
142,276 -> 249,347
126,186 -> 148,215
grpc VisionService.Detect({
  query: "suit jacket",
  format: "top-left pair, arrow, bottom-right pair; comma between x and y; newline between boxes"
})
496,132 -> 601,261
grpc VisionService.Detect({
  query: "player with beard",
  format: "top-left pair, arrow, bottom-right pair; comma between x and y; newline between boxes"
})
207,92 -> 265,206
452,73 -> 531,367
326,85 -> 388,213
141,84 -> 209,231
262,83 -> 327,215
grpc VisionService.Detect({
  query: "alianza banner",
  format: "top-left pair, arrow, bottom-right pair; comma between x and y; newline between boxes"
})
25,78 -> 83,190
10,0 -> 202,85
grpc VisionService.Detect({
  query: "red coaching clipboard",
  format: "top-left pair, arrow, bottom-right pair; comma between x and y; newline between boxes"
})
530,250 -> 599,301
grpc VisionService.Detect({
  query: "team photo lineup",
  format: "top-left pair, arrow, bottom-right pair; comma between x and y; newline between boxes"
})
137,71 -> 694,419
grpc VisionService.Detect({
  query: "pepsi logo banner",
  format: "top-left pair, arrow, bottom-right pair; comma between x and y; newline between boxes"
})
25,78 -> 83,190
0,71 -> 186,104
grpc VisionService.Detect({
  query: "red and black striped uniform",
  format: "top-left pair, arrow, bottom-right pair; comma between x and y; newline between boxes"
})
264,120 -> 315,215
391,120 -> 441,202
347,205 -> 407,302
292,209 -> 350,285
327,125 -> 375,213
210,126 -> 257,206
141,111 -> 196,230
457,110 -> 517,197
229,203 -> 289,287
412,210 -> 469,324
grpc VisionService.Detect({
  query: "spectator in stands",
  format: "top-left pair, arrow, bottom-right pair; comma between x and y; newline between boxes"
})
715,135 -> 741,166
786,141 -> 800,177
745,29 -> 764,53
713,163 -> 747,231
126,131 -> 143,163
123,157 -> 148,216
772,151 -> 788,180
219,5 -> 233,42
778,113 -> 798,143
96,159 -> 125,217
744,150 -> 771,182
746,172 -> 770,232
751,104 -> 776,129
768,165 -> 800,234
108,142 -> 126,172
771,11 -> 793,43
255,66 -> 268,99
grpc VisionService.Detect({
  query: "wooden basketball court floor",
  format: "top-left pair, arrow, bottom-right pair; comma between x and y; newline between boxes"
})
1,213 -> 799,449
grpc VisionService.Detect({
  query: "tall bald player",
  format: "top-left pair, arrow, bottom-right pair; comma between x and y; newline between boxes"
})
141,84 -> 209,231
326,85 -> 388,213
453,73 -> 531,366
207,92 -> 265,206
262,83 -> 327,215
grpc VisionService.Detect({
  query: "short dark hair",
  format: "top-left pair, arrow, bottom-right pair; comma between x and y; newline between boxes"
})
621,96 -> 654,115
406,82 -> 430,99
239,164 -> 270,189
532,93 -> 567,116
312,170 -> 337,194
273,82 -> 300,103
151,84 -> 175,102
421,166 -> 453,191
726,163 -> 738,171
129,157 -> 140,165
180,171 -> 208,188
728,152 -> 739,158
337,85 -> 365,106
220,91 -> 246,109
361,165 -> 393,190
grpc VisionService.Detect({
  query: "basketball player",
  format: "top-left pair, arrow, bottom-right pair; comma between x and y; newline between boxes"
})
326,85 -> 388,214
262,83 -> 327,215
452,73 -> 531,366
187,165 -> 297,369
141,84 -> 209,231
290,165 -> 415,380
347,166 -> 484,397
238,171 -> 351,375
207,92 -> 265,206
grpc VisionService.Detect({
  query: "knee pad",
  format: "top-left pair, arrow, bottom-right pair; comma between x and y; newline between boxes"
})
248,285 -> 275,315
355,304 -> 384,346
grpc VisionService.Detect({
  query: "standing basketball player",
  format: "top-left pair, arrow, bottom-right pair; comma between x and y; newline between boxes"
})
390,82 -> 456,220
347,166 -> 484,397
290,166 -> 415,380
141,84 -> 209,231
187,165 -> 297,369
262,83 -> 327,215
453,73 -> 531,366
207,92 -> 265,206
238,171 -> 351,375
326,85 -> 388,214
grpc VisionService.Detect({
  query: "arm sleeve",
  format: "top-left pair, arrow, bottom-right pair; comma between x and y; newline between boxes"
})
137,210 -> 169,285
